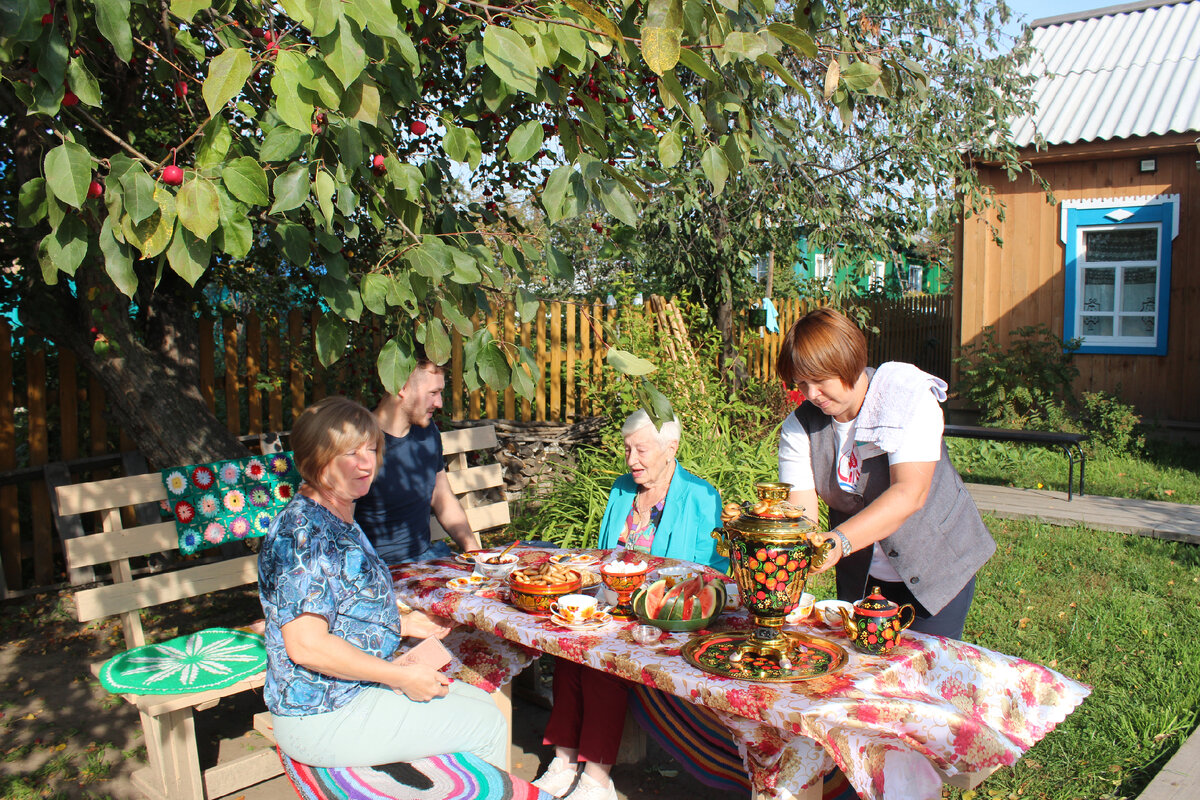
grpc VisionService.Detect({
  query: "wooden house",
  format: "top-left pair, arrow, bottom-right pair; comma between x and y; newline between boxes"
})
955,0 -> 1200,424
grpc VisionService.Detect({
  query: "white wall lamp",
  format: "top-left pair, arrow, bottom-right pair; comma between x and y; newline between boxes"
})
1138,158 -> 1157,173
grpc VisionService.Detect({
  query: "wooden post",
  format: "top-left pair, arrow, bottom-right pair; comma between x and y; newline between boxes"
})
245,313 -> 262,435
223,315 -> 240,435
0,322 -> 18,592
565,302 -> 576,422
267,318 -> 283,433
468,314 -> 482,420
592,300 -> 604,416
486,311 -> 500,419
766,250 -> 775,297
520,314 -> 532,422
535,302 -> 547,421
288,310 -> 305,425
58,348 -> 78,461
502,300 -> 516,420
451,328 -> 465,420
549,302 -> 562,422
27,338 -> 53,586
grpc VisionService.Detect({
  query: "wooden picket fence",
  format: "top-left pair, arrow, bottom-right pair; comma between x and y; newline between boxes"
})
0,294 -> 949,596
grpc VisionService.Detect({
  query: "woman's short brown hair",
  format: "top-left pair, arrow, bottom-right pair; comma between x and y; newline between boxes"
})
776,307 -> 868,389
291,397 -> 384,492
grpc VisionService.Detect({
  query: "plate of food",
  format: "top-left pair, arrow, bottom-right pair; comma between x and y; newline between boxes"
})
548,611 -> 613,631
447,575 -> 500,593
454,552 -> 479,566
549,552 -> 601,568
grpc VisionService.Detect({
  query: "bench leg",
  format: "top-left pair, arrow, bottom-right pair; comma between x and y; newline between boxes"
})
491,683 -> 513,772
133,707 -> 206,800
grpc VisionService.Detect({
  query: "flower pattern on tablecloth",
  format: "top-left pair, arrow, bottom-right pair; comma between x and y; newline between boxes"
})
392,548 -> 1091,800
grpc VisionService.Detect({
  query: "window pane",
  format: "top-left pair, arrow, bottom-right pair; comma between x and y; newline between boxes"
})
1084,228 -> 1157,262
1122,267 -> 1157,312
1082,316 -> 1113,336
1119,316 -> 1155,338
1083,268 -> 1115,312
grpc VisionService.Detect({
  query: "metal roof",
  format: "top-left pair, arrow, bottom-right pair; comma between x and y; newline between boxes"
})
1010,0 -> 1200,147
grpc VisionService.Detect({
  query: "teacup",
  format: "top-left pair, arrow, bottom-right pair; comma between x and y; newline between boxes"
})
785,592 -> 816,623
656,565 -> 696,589
551,593 -> 599,624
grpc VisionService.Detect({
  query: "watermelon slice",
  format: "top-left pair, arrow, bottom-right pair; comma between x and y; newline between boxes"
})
657,581 -> 689,620
680,595 -> 697,620
641,579 -> 669,619
697,585 -> 722,618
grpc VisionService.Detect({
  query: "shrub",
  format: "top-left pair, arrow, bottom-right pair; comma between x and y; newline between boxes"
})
1078,390 -> 1144,458
955,324 -> 1080,423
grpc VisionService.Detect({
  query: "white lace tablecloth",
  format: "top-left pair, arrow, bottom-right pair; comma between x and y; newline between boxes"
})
392,549 -> 1089,800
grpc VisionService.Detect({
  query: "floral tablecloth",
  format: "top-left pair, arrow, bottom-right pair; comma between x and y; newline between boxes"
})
392,549 -> 1090,800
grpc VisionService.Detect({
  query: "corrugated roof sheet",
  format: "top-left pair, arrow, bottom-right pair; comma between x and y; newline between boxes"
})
1009,0 -> 1200,146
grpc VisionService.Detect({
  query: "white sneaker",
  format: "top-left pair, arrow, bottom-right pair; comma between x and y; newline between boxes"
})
532,757 -> 580,797
564,773 -> 618,800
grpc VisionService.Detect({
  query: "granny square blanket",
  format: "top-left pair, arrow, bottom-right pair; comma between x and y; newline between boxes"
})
99,627 -> 266,695
279,749 -> 553,800
161,452 -> 300,555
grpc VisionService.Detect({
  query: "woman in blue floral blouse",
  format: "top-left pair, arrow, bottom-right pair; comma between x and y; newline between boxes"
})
258,396 -> 507,768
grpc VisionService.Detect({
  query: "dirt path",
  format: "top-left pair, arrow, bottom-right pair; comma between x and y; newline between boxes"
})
0,588 -> 738,799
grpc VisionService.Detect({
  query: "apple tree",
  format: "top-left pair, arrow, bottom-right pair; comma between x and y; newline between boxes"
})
3,0 -> 946,465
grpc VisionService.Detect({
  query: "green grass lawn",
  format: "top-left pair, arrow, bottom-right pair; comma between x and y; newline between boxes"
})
947,436 -> 1200,503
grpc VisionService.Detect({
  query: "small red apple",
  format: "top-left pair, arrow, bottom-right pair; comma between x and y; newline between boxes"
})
42,13 -> 53,25
161,165 -> 184,186
372,154 -> 385,169
62,90 -> 78,107
410,120 -> 427,136
87,180 -> 104,199
174,81 -> 187,98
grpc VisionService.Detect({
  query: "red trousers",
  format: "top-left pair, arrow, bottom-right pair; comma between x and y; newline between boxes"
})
542,658 -> 631,764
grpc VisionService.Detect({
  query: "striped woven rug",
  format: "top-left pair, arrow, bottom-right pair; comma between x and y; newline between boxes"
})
628,685 -> 858,799
279,749 -> 552,800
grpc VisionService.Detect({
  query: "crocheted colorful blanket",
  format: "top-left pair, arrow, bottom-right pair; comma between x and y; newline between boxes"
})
99,628 -> 266,695
161,453 -> 299,555
279,749 -> 552,800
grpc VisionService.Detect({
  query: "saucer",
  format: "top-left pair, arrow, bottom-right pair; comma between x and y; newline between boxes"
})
548,611 -> 613,631
454,552 -> 478,566
550,552 -> 601,568
447,576 -> 500,593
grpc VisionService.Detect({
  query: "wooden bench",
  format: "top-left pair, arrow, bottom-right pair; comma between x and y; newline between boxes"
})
943,424 -> 1088,500
55,425 -> 512,800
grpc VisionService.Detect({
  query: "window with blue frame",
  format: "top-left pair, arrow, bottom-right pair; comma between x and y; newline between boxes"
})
1060,195 -> 1178,355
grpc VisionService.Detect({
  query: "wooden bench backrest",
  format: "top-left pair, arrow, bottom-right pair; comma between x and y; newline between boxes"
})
57,426 -> 509,648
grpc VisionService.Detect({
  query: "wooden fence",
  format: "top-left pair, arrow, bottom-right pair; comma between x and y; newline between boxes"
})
0,294 -> 950,595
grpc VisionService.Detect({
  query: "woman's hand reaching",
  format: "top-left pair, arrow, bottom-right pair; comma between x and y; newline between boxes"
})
390,664 -> 451,702
401,609 -> 454,639
809,532 -> 842,575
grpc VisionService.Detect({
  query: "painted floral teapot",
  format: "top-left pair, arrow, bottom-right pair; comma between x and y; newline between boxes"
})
837,586 -> 916,655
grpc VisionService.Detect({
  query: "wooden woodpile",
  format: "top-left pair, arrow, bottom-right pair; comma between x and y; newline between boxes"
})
446,417 -> 607,502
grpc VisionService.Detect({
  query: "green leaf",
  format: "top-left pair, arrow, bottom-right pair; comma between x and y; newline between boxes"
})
599,180 -> 637,226
259,126 -> 303,161
17,179 -> 47,228
510,359 -> 535,401
766,23 -> 817,58
516,287 -> 539,321
176,178 -> 220,239
119,169 -> 158,224
99,216 -> 136,297
723,31 -> 767,61
506,119 -> 544,163
439,296 -> 474,335
43,215 -> 88,276
166,224 -> 212,285
215,188 -> 253,258
477,341 -> 511,387
341,78 -> 385,127
607,347 -> 657,376
66,60 -> 102,106
95,0 -> 133,62
641,28 -> 681,75
377,337 -> 416,393
195,120 -> 233,169
44,142 -> 91,210
276,222 -> 312,266
271,50 -> 315,133
545,247 -> 573,281
483,26 -> 538,95
222,157 -> 270,206
315,314 -> 349,368
757,53 -> 806,95
319,275 -> 363,321
132,191 -> 177,259
677,48 -> 718,82
423,318 -> 452,365
313,168 -> 336,229
271,163 -> 310,213
658,130 -> 683,168
637,378 -> 674,429
203,48 -> 253,116
443,125 -> 482,169
360,273 -> 389,315
170,0 -> 210,21
560,0 -> 623,42
841,61 -> 884,92
701,145 -> 729,196
325,19 -> 367,89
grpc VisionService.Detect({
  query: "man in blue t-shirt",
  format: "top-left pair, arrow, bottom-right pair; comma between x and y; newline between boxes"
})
355,360 -> 482,564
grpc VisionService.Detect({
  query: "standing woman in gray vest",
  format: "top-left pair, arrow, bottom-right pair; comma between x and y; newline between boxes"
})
775,307 -> 995,639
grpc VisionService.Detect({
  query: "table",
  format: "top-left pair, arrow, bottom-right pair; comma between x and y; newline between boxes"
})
393,549 -> 1090,800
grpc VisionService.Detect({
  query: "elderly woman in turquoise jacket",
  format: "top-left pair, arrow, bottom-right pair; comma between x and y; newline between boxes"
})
532,410 -> 727,800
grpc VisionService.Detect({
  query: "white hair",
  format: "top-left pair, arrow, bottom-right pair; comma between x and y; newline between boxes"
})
621,409 -> 682,448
